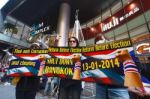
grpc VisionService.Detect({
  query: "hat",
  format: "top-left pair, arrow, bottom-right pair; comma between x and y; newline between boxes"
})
30,42 -> 41,47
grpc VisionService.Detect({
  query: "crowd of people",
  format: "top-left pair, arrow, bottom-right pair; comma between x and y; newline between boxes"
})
0,63 -> 11,85
0,49 -> 12,85
0,36 -> 150,99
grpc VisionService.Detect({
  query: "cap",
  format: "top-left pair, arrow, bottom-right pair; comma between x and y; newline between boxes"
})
30,42 -> 41,47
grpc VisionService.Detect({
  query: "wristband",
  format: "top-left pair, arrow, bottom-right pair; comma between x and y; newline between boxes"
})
123,60 -> 139,74
40,61 -> 45,67
74,62 -> 81,70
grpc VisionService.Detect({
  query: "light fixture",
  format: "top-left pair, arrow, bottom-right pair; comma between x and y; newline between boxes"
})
0,0 -> 9,9
130,3 -> 136,10
90,27 -> 95,32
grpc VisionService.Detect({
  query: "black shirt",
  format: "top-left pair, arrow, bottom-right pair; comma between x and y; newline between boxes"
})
16,76 -> 40,91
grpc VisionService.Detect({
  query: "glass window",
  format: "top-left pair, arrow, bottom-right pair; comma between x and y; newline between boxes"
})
123,0 -> 133,7
3,16 -> 17,36
12,21 -> 24,39
127,15 -> 146,30
94,16 -> 101,23
104,31 -> 115,41
86,38 -> 95,45
102,9 -> 111,20
114,24 -> 128,36
111,1 -> 122,14
87,21 -> 94,27
115,32 -> 129,40
5,16 -> 16,25
129,24 -> 148,38
148,21 -> 150,29
145,10 -> 150,22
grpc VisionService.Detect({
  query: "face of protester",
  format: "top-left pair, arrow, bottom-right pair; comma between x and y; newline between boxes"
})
68,38 -> 78,47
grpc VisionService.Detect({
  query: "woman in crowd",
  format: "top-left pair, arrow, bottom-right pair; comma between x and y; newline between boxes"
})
58,37 -> 82,99
16,43 -> 41,99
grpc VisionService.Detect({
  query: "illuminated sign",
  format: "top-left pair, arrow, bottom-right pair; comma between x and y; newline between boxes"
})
30,22 -> 50,36
136,42 -> 150,54
101,17 -> 119,32
101,6 -> 140,32
119,7 -> 140,22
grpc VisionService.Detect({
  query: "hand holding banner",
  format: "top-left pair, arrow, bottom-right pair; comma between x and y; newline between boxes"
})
38,55 -> 46,76
116,50 -> 145,96
72,54 -> 81,80
6,39 -> 149,93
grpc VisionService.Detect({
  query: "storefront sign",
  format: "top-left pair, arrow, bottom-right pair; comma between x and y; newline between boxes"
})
136,42 -> 150,54
101,6 -> 140,32
120,7 -> 140,22
101,17 -> 119,32
30,22 -> 50,36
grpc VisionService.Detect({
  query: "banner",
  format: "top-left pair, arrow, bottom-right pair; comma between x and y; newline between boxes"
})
7,39 -> 148,87
8,59 -> 41,76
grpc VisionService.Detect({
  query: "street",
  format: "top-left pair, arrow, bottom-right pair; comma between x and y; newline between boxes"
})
0,83 -> 56,99
0,82 -> 96,99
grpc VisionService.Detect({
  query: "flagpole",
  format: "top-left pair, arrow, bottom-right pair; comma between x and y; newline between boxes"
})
72,10 -> 86,46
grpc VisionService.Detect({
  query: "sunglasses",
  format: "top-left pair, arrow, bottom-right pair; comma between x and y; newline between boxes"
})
69,40 -> 76,43
30,45 -> 40,49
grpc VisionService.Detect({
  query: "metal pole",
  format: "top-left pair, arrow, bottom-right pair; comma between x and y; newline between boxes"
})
57,2 -> 70,99
57,2 -> 70,47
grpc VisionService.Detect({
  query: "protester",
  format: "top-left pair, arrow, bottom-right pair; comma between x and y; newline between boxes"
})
95,36 -> 130,99
95,83 -> 130,99
43,77 -> 52,96
51,77 -> 60,97
39,75 -> 47,91
15,43 -> 41,99
116,50 -> 145,96
58,37 -> 82,99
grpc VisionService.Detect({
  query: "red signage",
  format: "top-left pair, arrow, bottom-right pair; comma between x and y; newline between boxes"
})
83,0 -> 150,40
